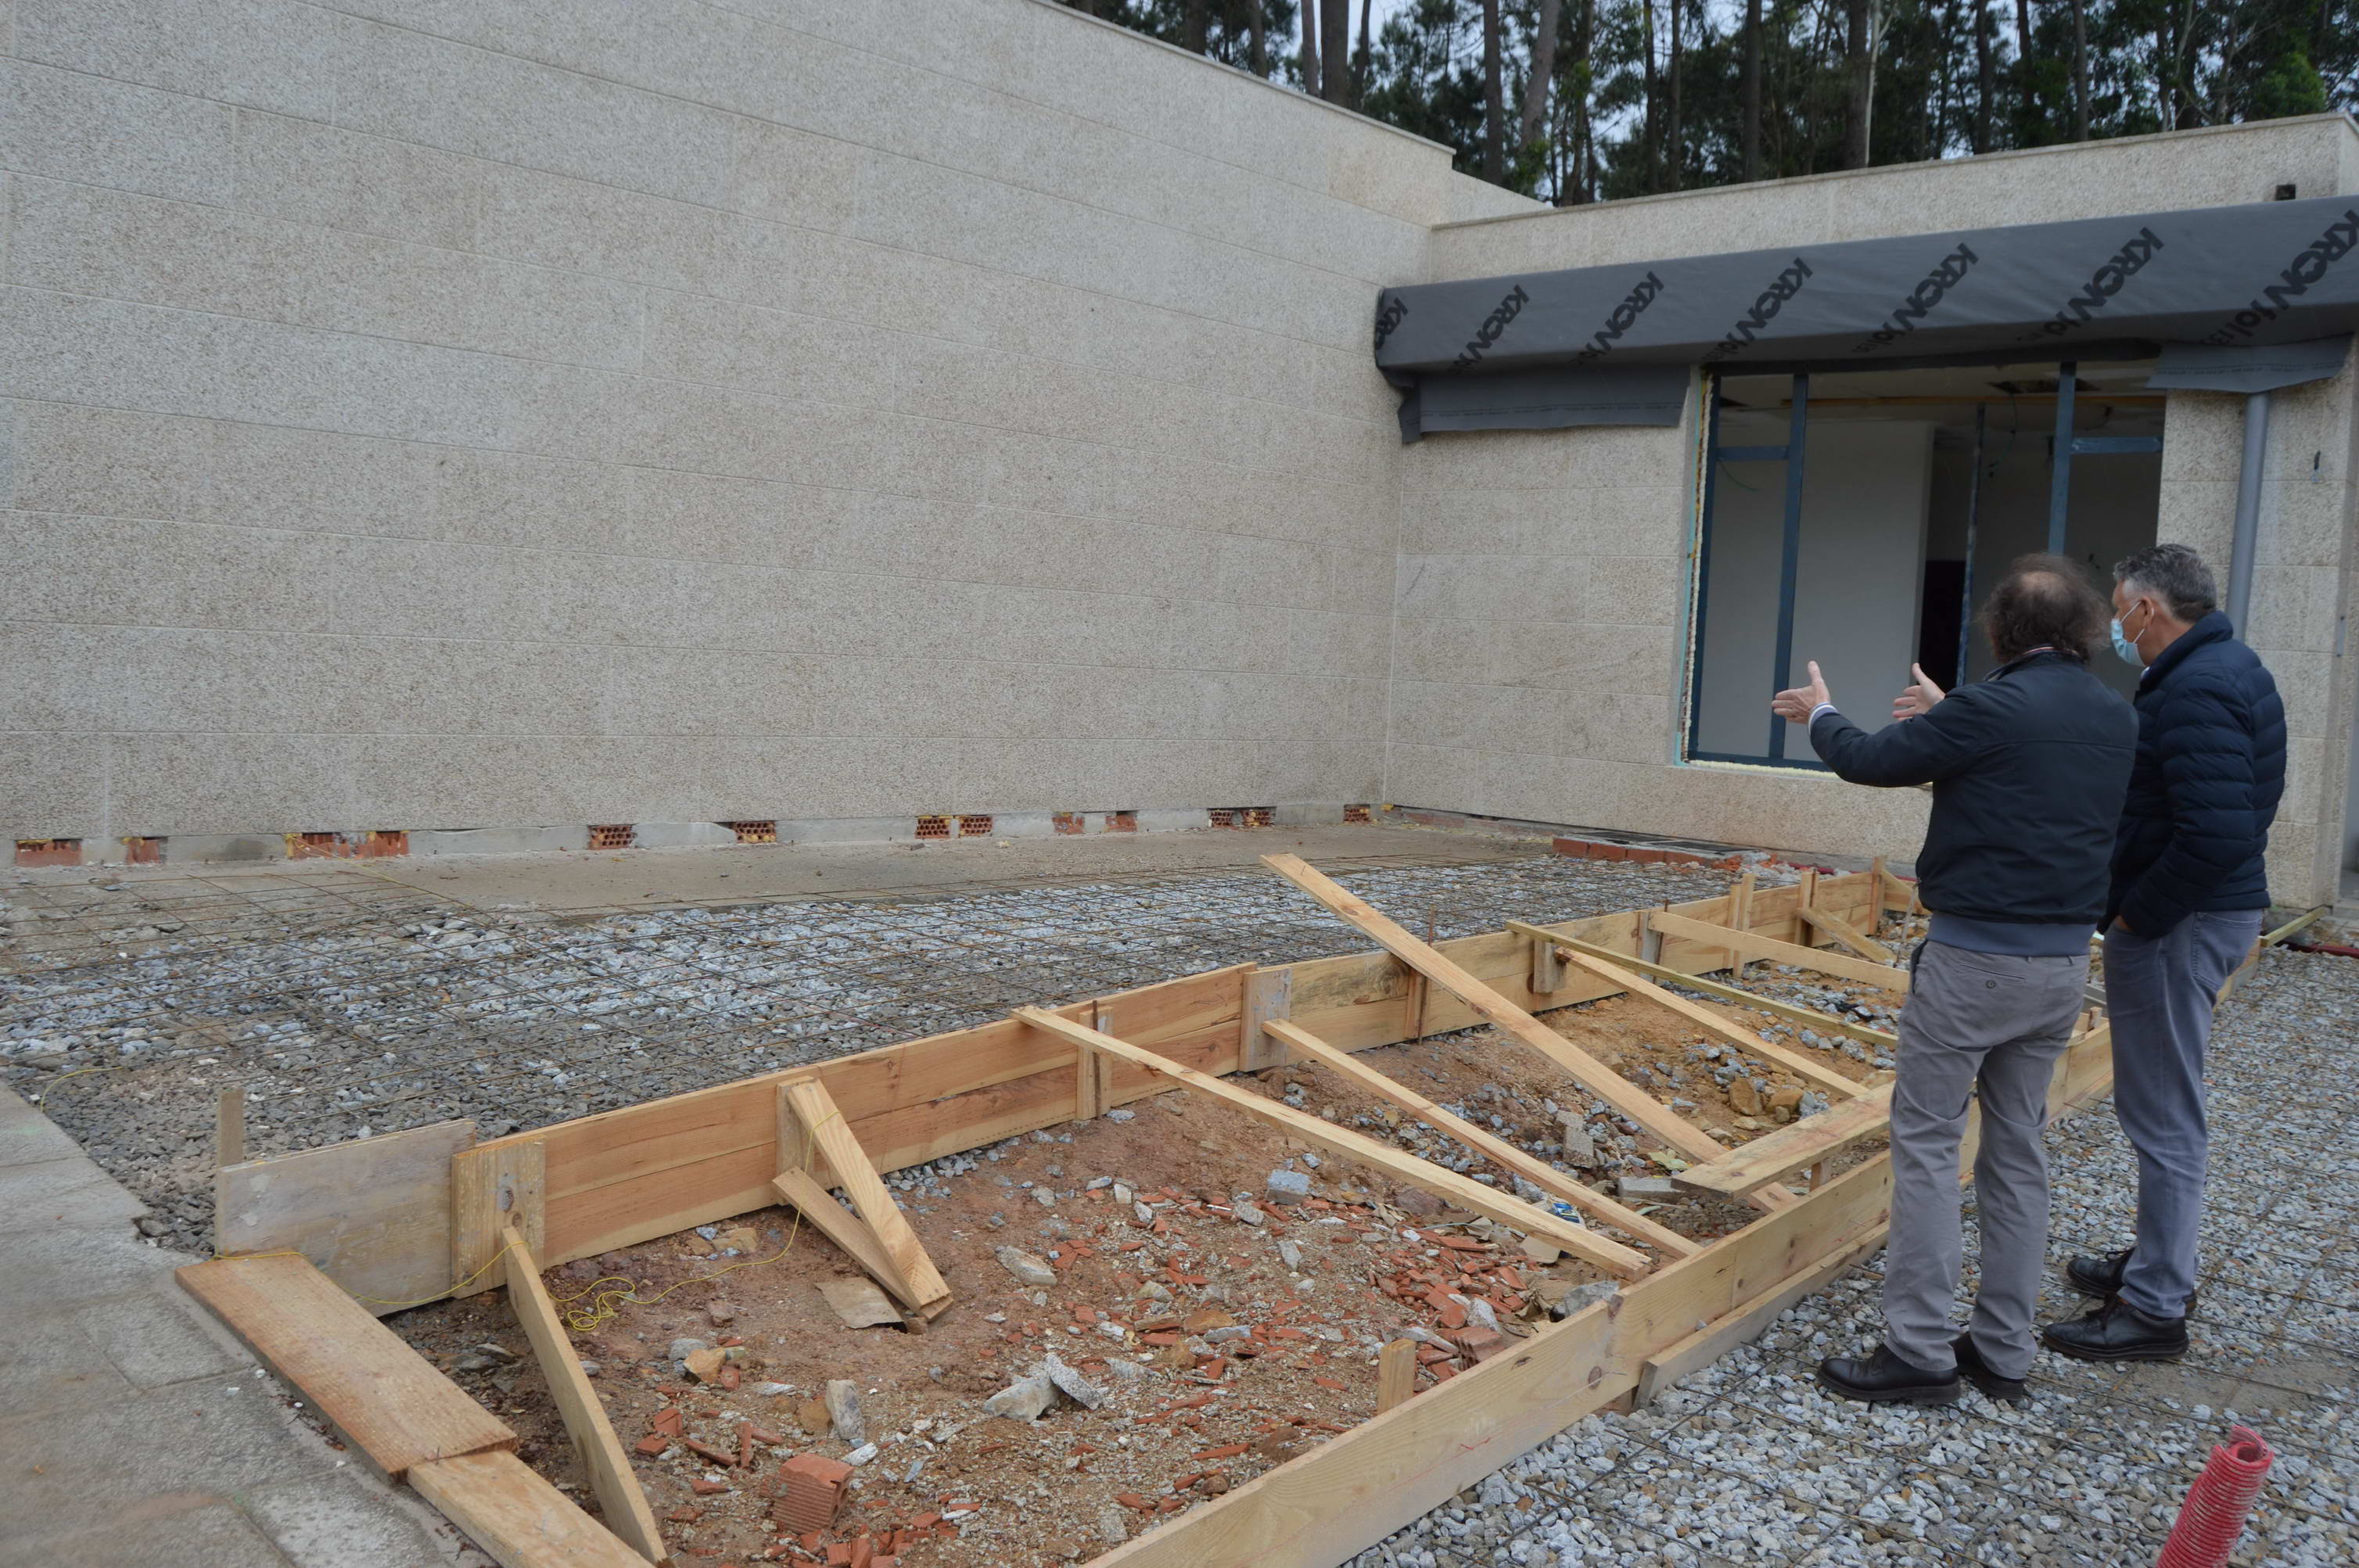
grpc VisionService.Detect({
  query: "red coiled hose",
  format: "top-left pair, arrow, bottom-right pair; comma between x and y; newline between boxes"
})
2155,1425 -> 2274,1568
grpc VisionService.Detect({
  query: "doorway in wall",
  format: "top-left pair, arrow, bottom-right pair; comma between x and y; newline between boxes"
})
1685,361 -> 2164,768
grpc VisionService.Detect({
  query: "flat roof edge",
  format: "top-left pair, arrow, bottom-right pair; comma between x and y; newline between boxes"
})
1431,113 -> 2359,233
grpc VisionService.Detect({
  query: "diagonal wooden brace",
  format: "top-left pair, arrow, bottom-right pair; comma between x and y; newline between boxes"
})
1258,854 -> 1792,1213
773,1078 -> 951,1319
1798,902 -> 1894,963
1262,1019 -> 1697,1258
1014,1006 -> 1653,1279
1506,924 -> 1867,1102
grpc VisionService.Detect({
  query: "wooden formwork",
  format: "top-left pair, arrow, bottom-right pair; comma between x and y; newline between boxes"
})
178,858 -> 2117,1568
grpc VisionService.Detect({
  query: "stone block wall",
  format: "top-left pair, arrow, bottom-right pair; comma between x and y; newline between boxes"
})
0,0 -> 1459,845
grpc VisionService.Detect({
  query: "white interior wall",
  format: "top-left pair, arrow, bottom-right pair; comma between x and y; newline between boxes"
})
1693,417 -> 1934,757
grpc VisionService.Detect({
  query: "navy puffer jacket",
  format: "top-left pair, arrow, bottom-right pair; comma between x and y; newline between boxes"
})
2107,612 -> 2285,934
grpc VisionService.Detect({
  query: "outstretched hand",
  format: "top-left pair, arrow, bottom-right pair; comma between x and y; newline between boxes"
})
1892,662 -> 1945,722
1770,660 -> 1832,724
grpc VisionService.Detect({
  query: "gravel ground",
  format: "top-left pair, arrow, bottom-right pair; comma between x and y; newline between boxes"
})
1348,938 -> 2359,1568
0,847 -> 1730,1254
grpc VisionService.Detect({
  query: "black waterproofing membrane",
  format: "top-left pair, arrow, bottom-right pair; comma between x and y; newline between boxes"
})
1376,193 -> 2359,440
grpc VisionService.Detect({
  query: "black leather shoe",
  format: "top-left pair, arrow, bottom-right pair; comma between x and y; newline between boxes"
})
1817,1344 -> 1962,1405
2065,1247 -> 2132,1297
2041,1297 -> 2189,1362
2064,1247 -> 2196,1313
1951,1333 -> 2028,1403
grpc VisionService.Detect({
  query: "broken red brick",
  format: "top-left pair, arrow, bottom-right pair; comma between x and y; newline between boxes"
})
691,1477 -> 730,1495
773,1453 -> 855,1534
666,1505 -> 704,1523
1115,1492 -> 1155,1512
1194,1444 -> 1248,1460
652,1408 -> 685,1437
633,1433 -> 670,1456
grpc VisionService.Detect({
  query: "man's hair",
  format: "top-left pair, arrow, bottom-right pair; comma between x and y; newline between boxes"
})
2112,542 -> 2217,622
1982,553 -> 2109,663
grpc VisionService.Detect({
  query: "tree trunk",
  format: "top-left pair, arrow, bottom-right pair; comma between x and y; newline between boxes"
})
1843,0 -> 1872,169
1321,0 -> 1350,103
1481,0 -> 1505,183
1353,0 -> 1373,107
1248,0 -> 1266,76
1640,0 -> 1659,189
1183,0 -> 1207,54
1567,0 -> 1594,203
1520,0 -> 1564,153
1667,0 -> 1683,190
1301,0 -> 1320,97
1742,0 -> 1762,181
2071,0 -> 2089,140
1974,2 -> 1995,152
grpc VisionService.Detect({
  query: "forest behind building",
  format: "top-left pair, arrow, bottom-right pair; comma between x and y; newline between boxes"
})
1059,2 -> 2359,204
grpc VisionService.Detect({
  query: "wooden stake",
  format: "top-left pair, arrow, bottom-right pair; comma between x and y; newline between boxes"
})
1728,871 -> 1755,980
216,1087 -> 246,1168
1377,1338 -> 1418,1413
499,1225 -> 667,1563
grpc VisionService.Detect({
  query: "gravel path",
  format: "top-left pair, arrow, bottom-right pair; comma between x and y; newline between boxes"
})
1350,939 -> 2359,1567
0,849 -> 1729,1255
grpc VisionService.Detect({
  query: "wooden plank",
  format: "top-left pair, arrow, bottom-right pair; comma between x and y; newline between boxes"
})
216,1087 -> 245,1168
1726,871 -> 1756,978
1647,910 -> 1910,992
770,1169 -> 915,1304
781,1077 -> 951,1313
1513,926 -> 1865,1101
1257,856 -> 1740,1172
1545,934 -> 1896,1049
497,1226 -> 666,1564
1012,1007 -> 1646,1274
408,1450 -> 651,1568
1376,1339 -> 1417,1414
452,1140 -> 545,1299
214,1120 -> 476,1316
176,1253 -> 515,1481
1799,902 -> 1894,963
1241,967 -> 1294,1070
1634,1229 -> 1886,1406
1263,1020 -> 1695,1259
1671,1084 -> 1898,1198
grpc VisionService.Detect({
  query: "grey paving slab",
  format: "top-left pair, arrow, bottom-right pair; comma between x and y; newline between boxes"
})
75,1283 -> 250,1390
0,1154 -> 148,1233
0,1498 -> 296,1568
240,1469 -> 472,1568
0,1085 -> 454,1567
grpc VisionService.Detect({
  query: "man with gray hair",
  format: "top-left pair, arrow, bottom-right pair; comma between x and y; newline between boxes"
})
1772,555 -> 2135,1405
2043,543 -> 2285,1363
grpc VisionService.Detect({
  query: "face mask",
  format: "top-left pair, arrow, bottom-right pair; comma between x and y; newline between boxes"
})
2110,606 -> 2146,668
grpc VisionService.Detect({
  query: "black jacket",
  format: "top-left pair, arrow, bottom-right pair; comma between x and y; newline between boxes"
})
2108,612 -> 2285,933
1808,651 -> 2136,927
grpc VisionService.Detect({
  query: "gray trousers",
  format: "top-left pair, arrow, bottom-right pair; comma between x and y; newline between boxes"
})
2102,908 -> 2264,1319
1883,940 -> 2088,1380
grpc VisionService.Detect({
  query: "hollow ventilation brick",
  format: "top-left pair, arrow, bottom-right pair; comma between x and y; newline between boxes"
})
588,823 -> 635,850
